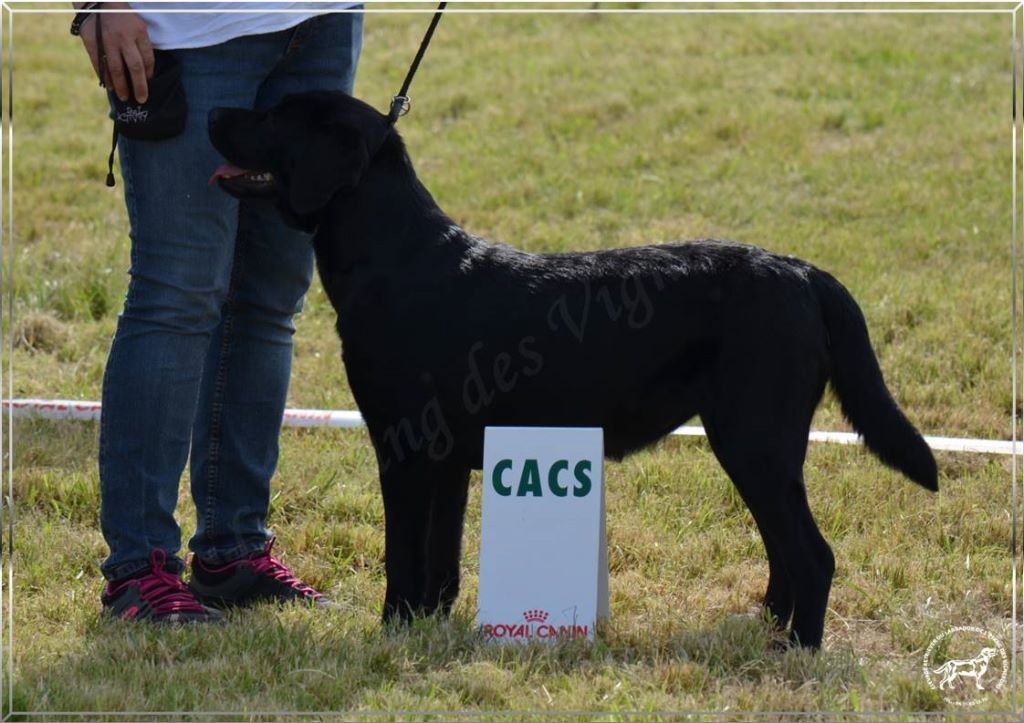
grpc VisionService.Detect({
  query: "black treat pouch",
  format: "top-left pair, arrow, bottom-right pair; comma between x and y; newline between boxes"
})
109,50 -> 186,141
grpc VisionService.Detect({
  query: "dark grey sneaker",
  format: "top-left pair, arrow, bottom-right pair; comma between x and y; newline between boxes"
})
101,549 -> 224,624
188,538 -> 340,610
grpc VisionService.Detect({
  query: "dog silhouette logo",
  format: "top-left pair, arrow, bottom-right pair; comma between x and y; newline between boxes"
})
932,647 -> 999,691
923,626 -> 1007,706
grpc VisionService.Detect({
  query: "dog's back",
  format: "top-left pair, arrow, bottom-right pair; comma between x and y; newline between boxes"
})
353,233 -> 934,491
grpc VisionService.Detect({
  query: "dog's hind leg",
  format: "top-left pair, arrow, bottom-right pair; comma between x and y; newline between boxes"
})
423,465 -> 471,616
707,434 -> 833,648
701,396 -> 833,648
774,476 -> 835,649
735,484 -> 794,633
753,480 -> 833,649
704,420 -> 796,632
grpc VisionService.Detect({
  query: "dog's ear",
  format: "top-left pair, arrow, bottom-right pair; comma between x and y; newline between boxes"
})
288,125 -> 369,215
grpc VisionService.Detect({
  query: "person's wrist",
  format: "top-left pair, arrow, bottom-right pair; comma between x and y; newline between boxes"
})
71,2 -> 135,36
70,2 -> 102,37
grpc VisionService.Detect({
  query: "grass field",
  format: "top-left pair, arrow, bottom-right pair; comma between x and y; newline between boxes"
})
1,3 -> 1020,719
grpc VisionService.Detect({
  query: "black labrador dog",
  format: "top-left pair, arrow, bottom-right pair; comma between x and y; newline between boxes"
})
208,91 -> 937,649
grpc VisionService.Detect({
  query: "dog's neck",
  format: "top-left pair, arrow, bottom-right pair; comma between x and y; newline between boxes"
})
329,147 -> 454,256
315,133 -> 465,272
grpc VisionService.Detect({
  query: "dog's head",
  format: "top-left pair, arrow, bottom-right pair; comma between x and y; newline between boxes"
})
208,91 -> 390,228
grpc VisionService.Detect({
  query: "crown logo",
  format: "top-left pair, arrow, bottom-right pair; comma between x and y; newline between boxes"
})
523,609 -> 549,623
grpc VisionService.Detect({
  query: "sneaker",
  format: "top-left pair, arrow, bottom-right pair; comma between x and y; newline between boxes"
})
188,538 -> 339,610
102,549 -> 224,624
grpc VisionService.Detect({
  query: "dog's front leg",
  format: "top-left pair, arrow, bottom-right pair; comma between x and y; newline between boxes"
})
380,461 -> 434,623
423,465 -> 471,617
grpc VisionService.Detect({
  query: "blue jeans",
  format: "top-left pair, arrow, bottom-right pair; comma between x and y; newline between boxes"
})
99,11 -> 363,582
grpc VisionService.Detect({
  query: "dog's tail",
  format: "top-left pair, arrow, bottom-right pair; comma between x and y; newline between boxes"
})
812,270 -> 938,491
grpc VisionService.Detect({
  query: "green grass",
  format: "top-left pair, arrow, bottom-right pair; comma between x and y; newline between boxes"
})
1,6 -> 1020,719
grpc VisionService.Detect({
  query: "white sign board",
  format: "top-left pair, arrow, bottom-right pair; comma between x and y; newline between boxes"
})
478,427 -> 609,642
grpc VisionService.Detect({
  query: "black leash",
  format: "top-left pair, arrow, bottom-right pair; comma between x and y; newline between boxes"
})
95,13 -> 119,187
386,1 -> 447,126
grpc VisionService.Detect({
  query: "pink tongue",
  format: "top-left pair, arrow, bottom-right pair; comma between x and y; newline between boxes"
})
208,163 -> 249,186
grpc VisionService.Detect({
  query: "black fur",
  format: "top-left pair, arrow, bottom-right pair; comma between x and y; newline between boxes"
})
209,91 -> 938,649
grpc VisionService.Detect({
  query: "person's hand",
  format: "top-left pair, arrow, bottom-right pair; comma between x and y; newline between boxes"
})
78,2 -> 155,103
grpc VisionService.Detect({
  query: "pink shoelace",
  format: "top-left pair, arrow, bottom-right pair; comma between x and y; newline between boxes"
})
118,549 -> 207,616
248,539 -> 322,600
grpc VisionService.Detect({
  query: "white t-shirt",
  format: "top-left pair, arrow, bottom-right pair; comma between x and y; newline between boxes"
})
127,2 -> 361,50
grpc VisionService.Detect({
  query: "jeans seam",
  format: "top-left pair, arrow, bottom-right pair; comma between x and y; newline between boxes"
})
121,138 -> 140,309
98,322 -> 124,506
201,239 -> 244,546
99,136 -> 140,575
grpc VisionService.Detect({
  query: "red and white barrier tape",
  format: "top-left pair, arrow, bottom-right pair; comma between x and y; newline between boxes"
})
0,398 -> 363,429
1,398 -> 1019,456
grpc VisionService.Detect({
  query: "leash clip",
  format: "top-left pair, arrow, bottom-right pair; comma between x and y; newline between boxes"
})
384,2 -> 445,126
388,95 -> 411,124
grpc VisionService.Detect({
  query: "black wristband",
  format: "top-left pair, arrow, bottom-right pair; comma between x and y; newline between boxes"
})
70,2 -> 102,37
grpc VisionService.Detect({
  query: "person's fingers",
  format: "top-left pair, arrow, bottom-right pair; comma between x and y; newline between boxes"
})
137,35 -> 156,80
121,43 -> 149,103
103,39 -> 131,101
